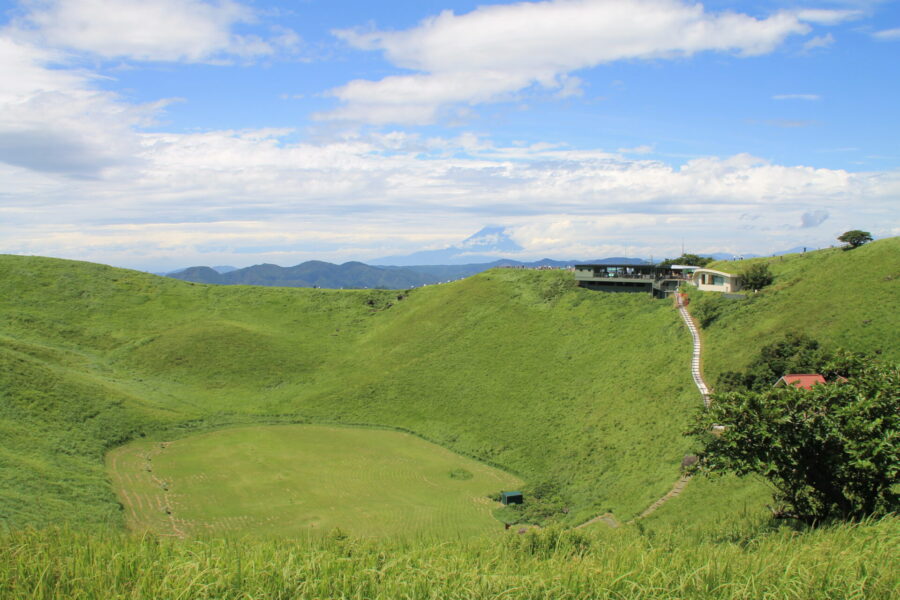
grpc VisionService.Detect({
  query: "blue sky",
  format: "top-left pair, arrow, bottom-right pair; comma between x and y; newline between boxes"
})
0,0 -> 897,270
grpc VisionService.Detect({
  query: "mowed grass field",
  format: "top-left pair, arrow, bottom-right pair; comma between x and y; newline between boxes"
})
107,425 -> 522,539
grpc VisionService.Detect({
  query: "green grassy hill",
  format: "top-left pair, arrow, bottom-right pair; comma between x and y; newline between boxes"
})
696,237 -> 900,379
2,240 -> 898,532
1,256 -> 699,529
644,237 -> 900,529
1,239 -> 898,598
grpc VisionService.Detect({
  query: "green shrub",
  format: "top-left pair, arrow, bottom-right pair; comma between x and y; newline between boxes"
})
716,332 -> 833,392
740,262 -> 774,291
691,356 -> 899,523
691,292 -> 732,328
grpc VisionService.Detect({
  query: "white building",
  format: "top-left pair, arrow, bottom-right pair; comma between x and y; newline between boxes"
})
691,268 -> 742,293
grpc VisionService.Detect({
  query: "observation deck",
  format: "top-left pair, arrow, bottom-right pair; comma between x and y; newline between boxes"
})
573,264 -> 693,298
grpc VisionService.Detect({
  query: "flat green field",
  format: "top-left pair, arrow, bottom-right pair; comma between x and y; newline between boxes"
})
107,425 -> 521,539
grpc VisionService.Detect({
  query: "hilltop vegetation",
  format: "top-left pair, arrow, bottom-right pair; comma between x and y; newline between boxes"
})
644,237 -> 899,528
694,237 -> 899,378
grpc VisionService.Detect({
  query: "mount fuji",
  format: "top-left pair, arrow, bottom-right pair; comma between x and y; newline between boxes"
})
369,226 -> 525,266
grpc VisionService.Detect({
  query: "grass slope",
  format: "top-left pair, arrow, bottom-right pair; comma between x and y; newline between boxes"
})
1,240 -> 898,598
2,518 -> 897,599
696,237 -> 900,379
108,424 -> 521,539
0,256 -> 697,529
649,237 -> 900,528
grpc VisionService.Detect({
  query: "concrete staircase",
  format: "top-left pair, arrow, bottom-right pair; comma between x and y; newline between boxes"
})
676,294 -> 710,407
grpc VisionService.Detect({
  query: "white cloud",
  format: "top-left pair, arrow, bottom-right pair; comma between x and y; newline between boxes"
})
617,144 -> 654,155
803,33 -> 834,52
0,36 -> 165,176
2,124 -> 898,270
554,74 -> 584,99
792,9 -> 861,26
320,0 -> 814,124
872,28 -> 900,41
772,93 -> 821,101
16,0 -> 298,62
801,209 -> 829,228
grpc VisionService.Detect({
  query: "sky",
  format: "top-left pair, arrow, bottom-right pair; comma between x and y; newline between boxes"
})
0,0 -> 898,271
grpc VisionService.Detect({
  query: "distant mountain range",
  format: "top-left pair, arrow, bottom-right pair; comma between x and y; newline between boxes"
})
165,257 -> 647,289
161,226 -> 819,289
168,261 -> 434,289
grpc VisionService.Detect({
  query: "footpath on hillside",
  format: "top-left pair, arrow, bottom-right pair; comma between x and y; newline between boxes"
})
576,293 -> 709,529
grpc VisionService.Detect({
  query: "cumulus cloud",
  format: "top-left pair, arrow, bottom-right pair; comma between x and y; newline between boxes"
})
319,0 -> 820,124
2,124 -> 898,270
15,0 -> 298,62
801,209 -> 830,228
0,1 -> 301,174
0,36 -> 165,176
803,33 -> 834,52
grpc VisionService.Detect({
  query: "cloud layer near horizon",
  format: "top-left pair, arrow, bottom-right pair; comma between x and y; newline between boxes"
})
0,0 -> 896,271
3,126 -> 898,270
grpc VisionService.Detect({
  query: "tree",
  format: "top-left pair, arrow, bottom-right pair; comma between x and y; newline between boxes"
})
837,230 -> 873,249
741,262 -> 773,291
658,254 -> 712,268
688,356 -> 899,524
717,332 -> 832,392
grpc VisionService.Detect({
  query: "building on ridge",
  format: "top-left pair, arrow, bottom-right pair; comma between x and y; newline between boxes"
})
691,268 -> 743,293
573,264 -> 690,297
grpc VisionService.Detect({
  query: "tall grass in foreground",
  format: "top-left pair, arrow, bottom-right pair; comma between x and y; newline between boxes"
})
2,518 -> 897,599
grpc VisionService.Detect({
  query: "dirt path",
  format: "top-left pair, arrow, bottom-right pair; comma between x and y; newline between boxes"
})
575,294 -> 707,530
627,475 -> 692,523
575,512 -> 622,529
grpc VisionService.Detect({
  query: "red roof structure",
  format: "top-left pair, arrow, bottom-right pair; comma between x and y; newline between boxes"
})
774,374 -> 827,390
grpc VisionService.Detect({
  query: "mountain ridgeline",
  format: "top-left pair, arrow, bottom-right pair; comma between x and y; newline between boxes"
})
167,257 -> 647,288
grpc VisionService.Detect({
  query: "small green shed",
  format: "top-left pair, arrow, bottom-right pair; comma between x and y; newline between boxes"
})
500,491 -> 524,505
